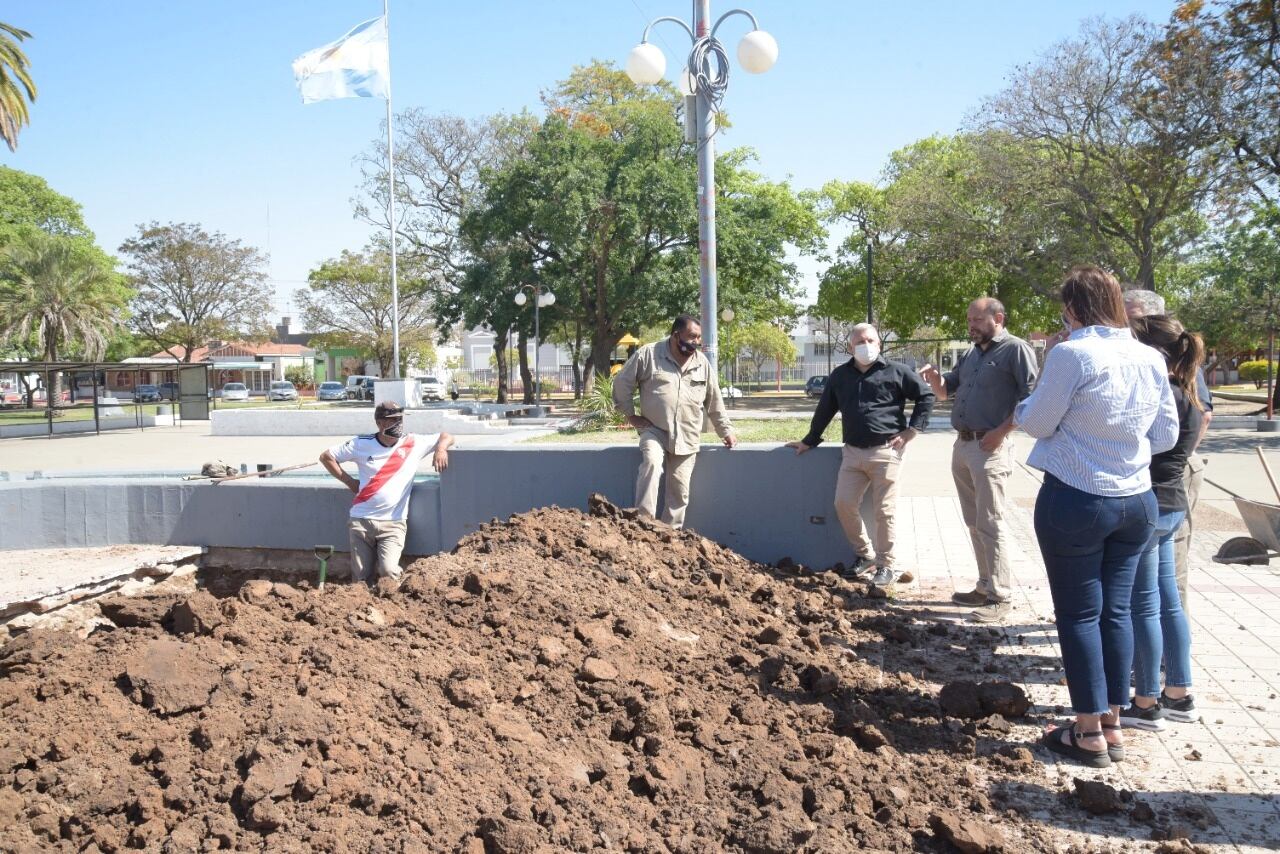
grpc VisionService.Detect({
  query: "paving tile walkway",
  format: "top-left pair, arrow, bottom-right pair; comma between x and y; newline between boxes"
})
893,492 -> 1280,853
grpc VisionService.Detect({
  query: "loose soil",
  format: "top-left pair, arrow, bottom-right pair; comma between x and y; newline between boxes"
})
0,497 -> 1195,852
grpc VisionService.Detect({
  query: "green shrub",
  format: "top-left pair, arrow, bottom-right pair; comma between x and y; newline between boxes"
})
564,374 -> 631,433
1239,360 -> 1276,387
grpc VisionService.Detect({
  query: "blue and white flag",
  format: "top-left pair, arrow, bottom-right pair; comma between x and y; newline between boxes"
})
292,17 -> 389,104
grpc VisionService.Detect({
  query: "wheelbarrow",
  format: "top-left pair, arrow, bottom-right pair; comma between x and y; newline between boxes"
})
1207,448 -> 1280,566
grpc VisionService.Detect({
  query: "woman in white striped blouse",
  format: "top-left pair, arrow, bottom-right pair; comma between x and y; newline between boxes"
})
1014,266 -> 1179,768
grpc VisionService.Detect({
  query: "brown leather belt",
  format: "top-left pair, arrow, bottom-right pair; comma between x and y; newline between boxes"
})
957,430 -> 988,441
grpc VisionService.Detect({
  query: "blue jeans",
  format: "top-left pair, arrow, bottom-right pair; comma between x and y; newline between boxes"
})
1130,509 -> 1192,698
1034,474 -> 1157,715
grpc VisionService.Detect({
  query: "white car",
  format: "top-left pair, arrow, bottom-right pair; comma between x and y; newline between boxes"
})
268,381 -> 298,401
722,386 -> 744,399
221,382 -> 249,402
419,375 -> 447,402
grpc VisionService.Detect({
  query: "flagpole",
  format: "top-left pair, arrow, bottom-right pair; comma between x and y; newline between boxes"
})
384,0 -> 401,380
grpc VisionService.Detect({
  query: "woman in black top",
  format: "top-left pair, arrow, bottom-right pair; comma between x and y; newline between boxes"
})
1121,315 -> 1205,732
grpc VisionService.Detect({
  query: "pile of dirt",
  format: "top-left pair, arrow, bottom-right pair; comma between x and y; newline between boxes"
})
1,497 -> 1104,852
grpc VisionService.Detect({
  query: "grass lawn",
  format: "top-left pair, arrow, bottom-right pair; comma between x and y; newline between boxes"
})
524,417 -> 839,444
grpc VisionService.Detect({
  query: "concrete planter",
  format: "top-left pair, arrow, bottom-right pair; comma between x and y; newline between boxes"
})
1259,418 -> 1280,433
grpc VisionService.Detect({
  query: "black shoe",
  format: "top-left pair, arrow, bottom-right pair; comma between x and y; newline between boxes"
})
1118,699 -> 1167,732
869,565 -> 897,587
840,555 -> 874,580
1160,692 -> 1201,723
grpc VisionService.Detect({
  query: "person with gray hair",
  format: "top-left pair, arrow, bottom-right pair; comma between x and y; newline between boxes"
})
922,297 -> 1039,622
787,322 -> 935,588
1122,285 -> 1214,613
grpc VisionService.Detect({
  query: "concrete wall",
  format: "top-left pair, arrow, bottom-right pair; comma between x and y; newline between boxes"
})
209,408 -> 517,437
439,446 -> 852,568
0,478 -> 443,556
0,447 -> 857,569
0,413 -> 175,439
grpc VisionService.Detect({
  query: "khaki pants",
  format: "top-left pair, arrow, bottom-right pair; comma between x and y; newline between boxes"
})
833,444 -> 901,569
1172,454 -> 1205,613
348,518 -> 408,584
636,429 -> 698,529
951,437 -> 1015,602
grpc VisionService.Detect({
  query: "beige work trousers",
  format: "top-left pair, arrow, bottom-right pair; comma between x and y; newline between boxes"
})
833,444 -> 901,569
1172,453 -> 1205,614
348,518 -> 408,584
636,429 -> 698,529
951,437 -> 1015,602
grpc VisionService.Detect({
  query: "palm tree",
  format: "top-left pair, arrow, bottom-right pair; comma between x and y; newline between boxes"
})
0,232 -> 125,401
0,22 -> 37,151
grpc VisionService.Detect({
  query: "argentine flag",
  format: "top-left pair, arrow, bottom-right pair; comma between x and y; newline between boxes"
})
292,17 -> 389,104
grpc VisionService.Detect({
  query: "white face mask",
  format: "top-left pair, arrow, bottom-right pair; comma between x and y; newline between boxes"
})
853,342 -> 879,365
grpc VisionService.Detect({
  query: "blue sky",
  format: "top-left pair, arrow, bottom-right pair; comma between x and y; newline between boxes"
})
5,1 -> 1177,320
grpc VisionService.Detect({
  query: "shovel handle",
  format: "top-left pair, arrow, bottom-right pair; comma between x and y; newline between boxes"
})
1258,447 -> 1280,504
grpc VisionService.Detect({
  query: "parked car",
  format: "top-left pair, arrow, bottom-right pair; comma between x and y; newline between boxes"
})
722,385 -> 744,399
317,381 -> 346,401
345,375 -> 378,400
418,375 -> 446,402
133,384 -> 162,403
221,382 -> 249,402
804,375 -> 828,399
268,380 -> 298,401
158,381 -> 181,400
353,377 -> 377,401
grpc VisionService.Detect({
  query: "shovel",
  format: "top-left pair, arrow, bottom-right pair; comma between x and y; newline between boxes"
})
314,545 -> 334,590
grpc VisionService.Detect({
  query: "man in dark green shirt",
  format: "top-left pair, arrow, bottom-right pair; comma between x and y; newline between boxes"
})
788,323 -> 934,588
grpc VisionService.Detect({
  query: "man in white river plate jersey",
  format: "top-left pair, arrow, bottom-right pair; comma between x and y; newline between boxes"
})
319,401 -> 454,584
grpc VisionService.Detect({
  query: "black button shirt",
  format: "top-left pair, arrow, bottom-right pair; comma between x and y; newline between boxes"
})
802,358 -> 935,448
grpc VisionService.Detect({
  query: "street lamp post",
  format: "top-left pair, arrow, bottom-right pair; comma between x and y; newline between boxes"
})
514,284 -> 555,410
720,306 -> 735,408
626,3 -> 777,373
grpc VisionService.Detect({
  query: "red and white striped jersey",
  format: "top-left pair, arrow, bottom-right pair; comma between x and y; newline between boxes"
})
327,433 -> 433,521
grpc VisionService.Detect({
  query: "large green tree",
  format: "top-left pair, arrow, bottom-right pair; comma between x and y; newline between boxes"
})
297,249 -> 438,379
0,231 -> 130,398
0,166 -> 91,247
0,22 -> 36,151
120,222 -> 273,362
979,15 -> 1237,290
458,62 -> 821,379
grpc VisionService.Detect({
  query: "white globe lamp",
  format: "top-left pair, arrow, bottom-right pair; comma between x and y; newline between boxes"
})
538,291 -> 556,308
737,30 -> 778,74
514,291 -> 527,306
626,42 -> 666,85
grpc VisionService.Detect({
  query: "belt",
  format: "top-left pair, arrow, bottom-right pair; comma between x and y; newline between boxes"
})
851,436 -> 892,449
957,429 -> 988,441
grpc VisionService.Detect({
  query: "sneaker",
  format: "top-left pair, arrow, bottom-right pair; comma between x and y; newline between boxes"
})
951,589 -> 989,606
1118,700 -> 1167,732
840,555 -> 875,580
869,565 -> 898,587
1160,692 -> 1201,723
968,600 -> 1011,623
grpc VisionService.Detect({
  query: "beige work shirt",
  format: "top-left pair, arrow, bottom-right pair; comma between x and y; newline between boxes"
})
612,341 -> 734,456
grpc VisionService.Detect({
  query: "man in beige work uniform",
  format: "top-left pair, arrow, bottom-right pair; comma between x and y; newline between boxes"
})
922,298 -> 1038,622
612,315 -> 736,528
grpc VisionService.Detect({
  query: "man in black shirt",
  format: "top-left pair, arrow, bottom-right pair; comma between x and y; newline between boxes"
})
787,323 -> 935,587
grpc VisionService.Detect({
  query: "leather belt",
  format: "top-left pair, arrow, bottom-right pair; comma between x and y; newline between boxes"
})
852,436 -> 892,448
957,430 -> 988,441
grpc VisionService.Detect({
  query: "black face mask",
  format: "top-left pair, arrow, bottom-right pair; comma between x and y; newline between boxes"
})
675,337 -> 698,355
382,421 -> 404,439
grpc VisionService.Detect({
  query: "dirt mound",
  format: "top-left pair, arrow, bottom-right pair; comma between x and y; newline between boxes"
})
2,498 -> 1086,852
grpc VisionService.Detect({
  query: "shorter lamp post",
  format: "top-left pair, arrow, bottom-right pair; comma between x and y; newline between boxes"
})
514,285 -> 555,409
720,306 -> 735,407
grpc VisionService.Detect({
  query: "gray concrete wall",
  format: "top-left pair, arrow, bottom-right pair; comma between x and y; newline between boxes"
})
439,446 -> 852,568
0,479 -> 443,556
0,447 -> 856,569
